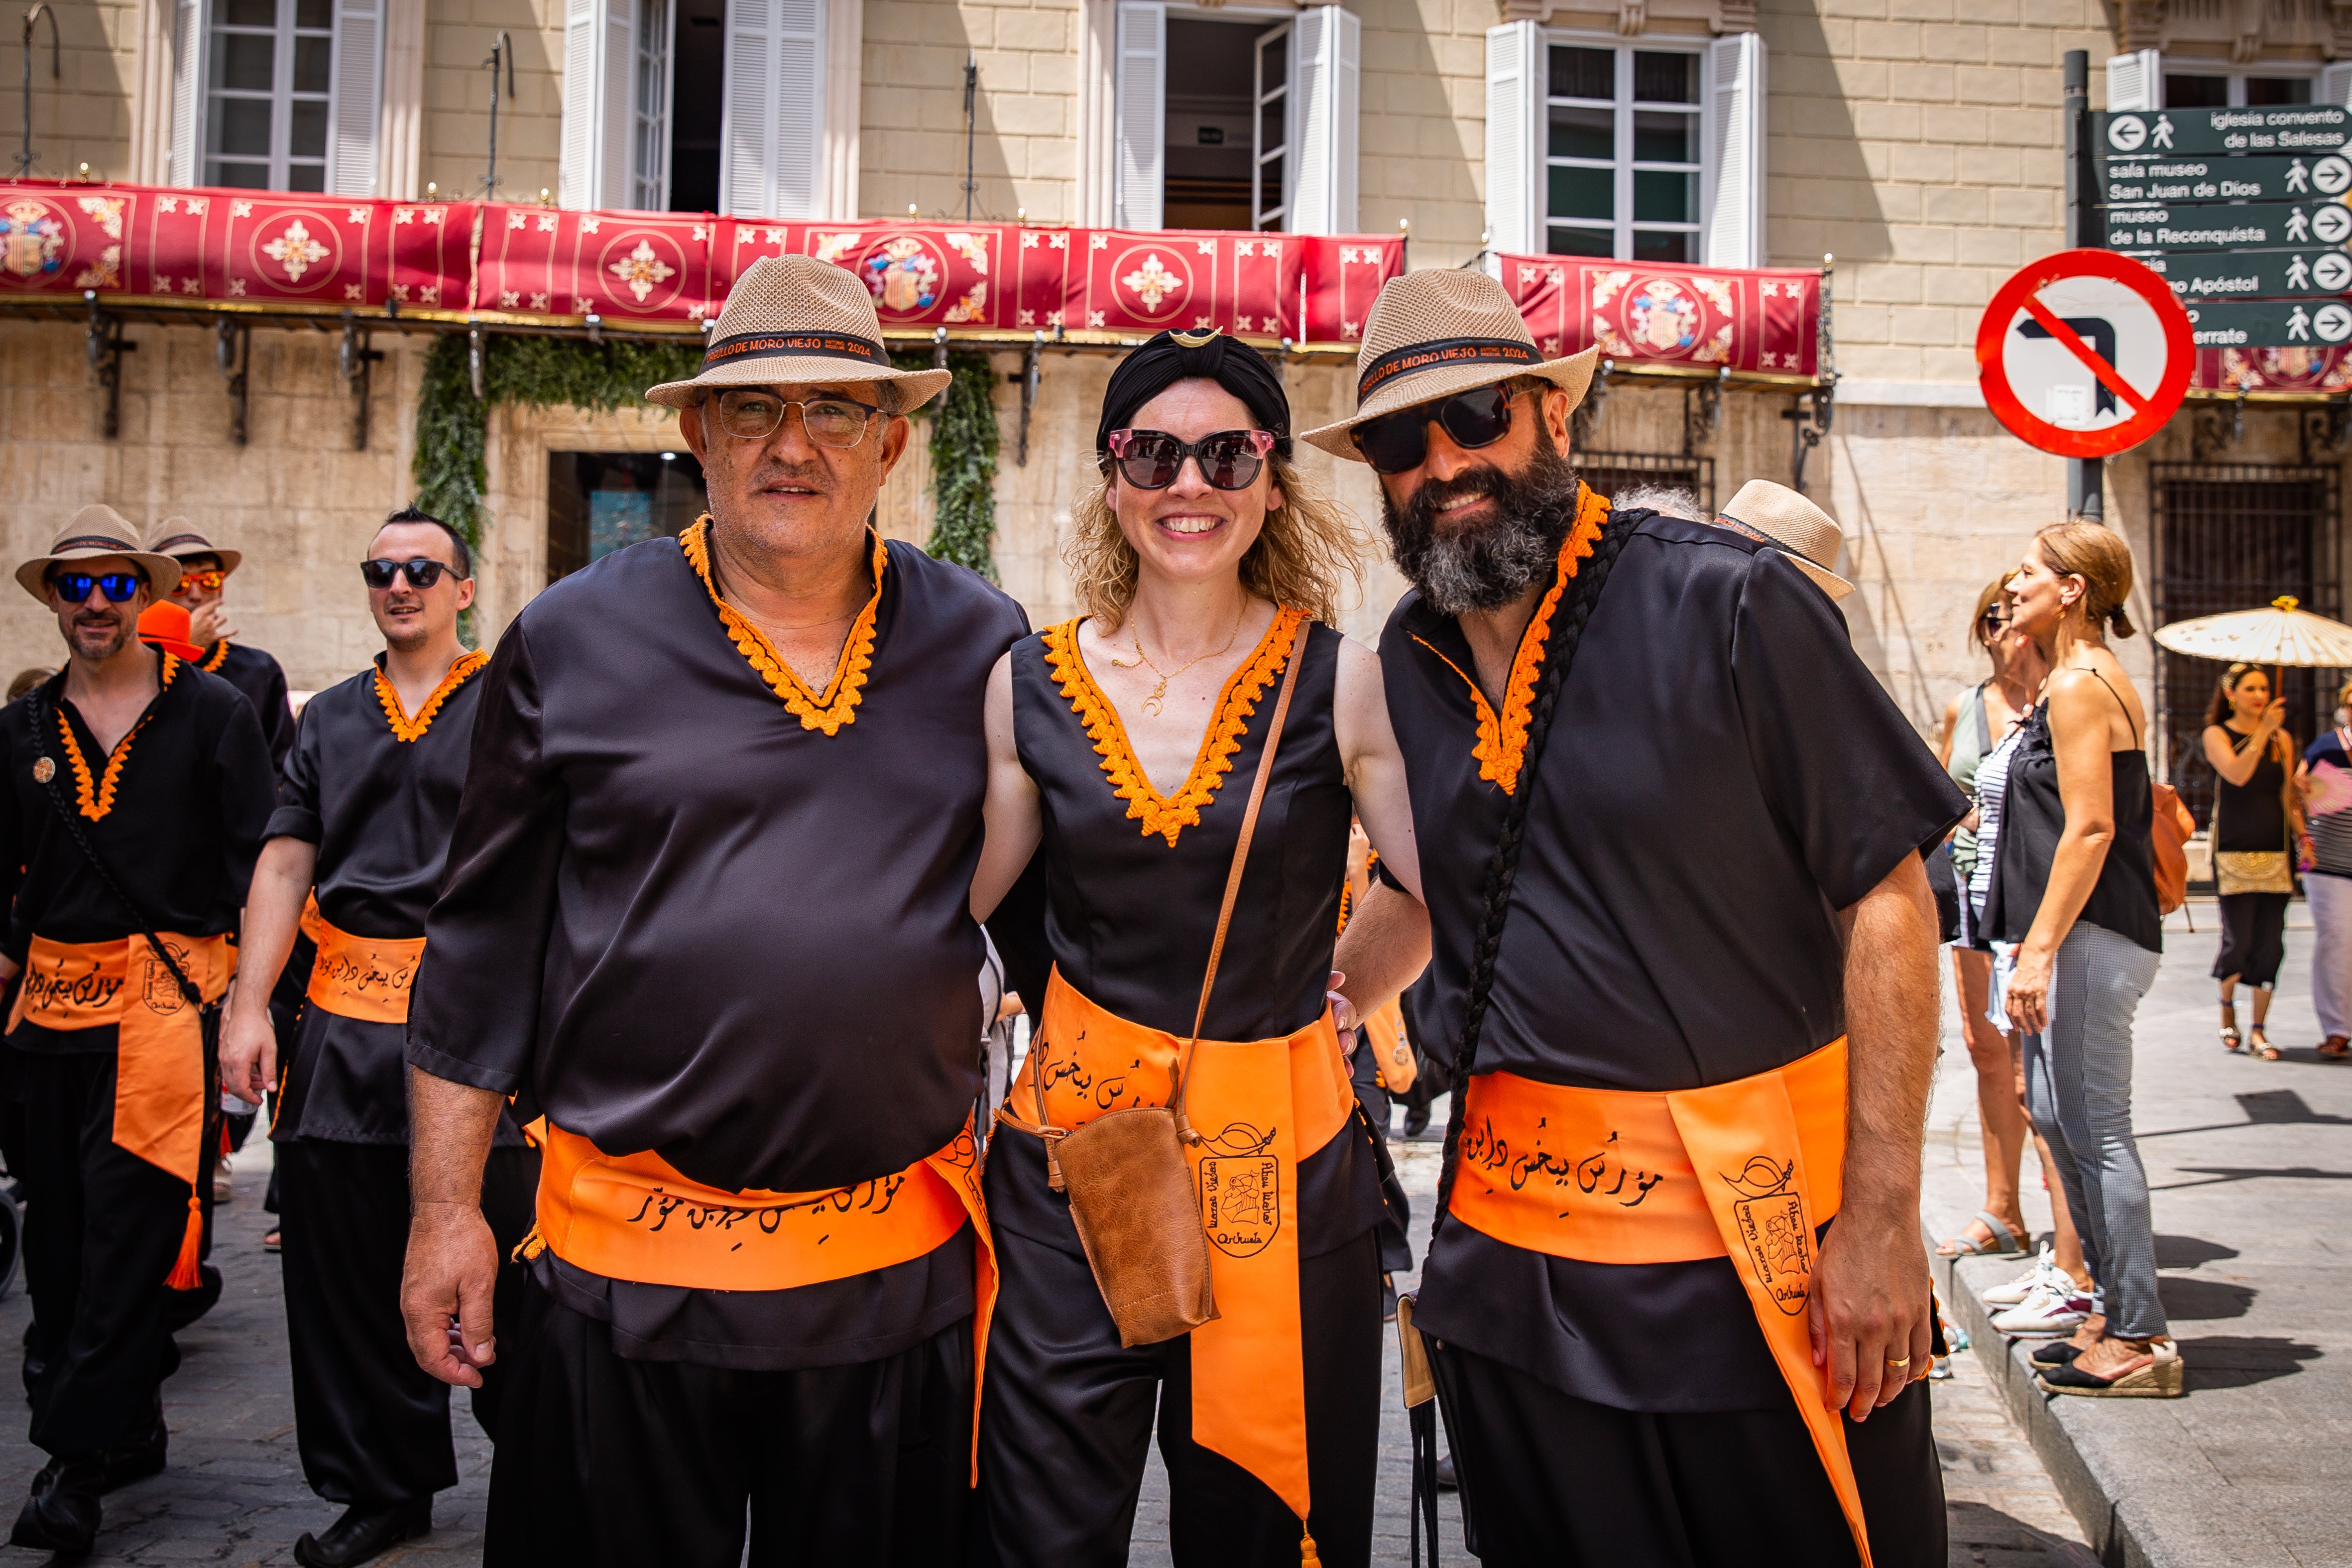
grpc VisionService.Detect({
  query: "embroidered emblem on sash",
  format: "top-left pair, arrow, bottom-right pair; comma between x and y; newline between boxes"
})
1722,1155 -> 1811,1317
140,939 -> 193,1016
1198,1120 -> 1280,1258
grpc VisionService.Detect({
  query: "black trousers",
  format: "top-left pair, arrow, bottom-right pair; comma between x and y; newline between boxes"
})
977,1224 -> 1383,1568
278,1139 -> 539,1507
2213,890 -> 2290,989
1430,1339 -> 1947,1568
484,1277 -> 973,1568
8,1049 -> 193,1458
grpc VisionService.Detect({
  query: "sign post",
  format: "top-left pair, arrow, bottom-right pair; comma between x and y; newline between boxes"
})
1976,249 -> 2197,459
2064,51 -> 2101,518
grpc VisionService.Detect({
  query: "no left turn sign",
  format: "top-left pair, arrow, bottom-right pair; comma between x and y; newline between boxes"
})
1976,249 -> 2197,459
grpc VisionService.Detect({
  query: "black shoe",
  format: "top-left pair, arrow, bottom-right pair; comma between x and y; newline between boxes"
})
1402,1107 -> 1431,1139
2032,1340 -> 2084,1367
293,1499 -> 433,1568
1434,1451 -> 1457,1491
10,1453 -> 103,1556
100,1418 -> 166,1492
163,1263 -> 223,1333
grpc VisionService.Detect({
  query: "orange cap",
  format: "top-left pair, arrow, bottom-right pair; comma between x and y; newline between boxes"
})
137,601 -> 206,661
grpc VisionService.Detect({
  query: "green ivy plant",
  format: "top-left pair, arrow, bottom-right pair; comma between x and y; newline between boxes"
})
412,334 -> 1001,582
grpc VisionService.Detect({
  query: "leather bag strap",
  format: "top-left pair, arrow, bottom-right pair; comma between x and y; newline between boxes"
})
1170,628 -> 1305,1140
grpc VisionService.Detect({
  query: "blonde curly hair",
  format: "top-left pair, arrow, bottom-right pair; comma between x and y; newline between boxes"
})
1063,450 -> 1371,630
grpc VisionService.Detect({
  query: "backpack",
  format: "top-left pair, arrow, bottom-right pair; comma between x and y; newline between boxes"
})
2150,781 -> 2194,916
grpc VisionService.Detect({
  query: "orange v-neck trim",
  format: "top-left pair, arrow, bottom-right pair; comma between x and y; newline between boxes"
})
56,653 -> 180,822
682,516 -> 885,737
374,649 -> 490,742
1414,483 -> 1610,797
199,640 -> 230,673
1043,605 -> 1307,847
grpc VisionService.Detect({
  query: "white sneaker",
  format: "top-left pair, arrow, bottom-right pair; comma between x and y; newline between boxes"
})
1991,1284 -> 2092,1337
1982,1250 -> 2061,1307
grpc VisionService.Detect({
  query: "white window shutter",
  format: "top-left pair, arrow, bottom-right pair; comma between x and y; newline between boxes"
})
1114,1 -> 1165,230
2322,60 -> 2352,110
2106,50 -> 2160,111
1484,20 -> 1541,255
720,0 -> 823,217
559,0 -> 601,207
167,0 -> 205,188
329,0 -> 383,195
598,0 -> 635,206
1287,4 -> 1358,235
1702,32 -> 1763,268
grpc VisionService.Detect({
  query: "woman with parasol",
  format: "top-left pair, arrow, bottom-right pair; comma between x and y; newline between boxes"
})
2201,665 -> 2306,1060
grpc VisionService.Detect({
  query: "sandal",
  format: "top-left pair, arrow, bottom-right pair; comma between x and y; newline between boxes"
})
2251,1026 -> 2281,1061
1936,1210 -> 2025,1257
263,1229 -> 281,1254
2221,1023 -> 2243,1052
2037,1337 -> 2184,1398
2320,1036 -> 2350,1062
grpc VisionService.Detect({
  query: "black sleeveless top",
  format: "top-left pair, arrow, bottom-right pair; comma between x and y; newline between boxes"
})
1987,679 -> 2162,956
2213,726 -> 2288,852
989,610 -> 1383,1258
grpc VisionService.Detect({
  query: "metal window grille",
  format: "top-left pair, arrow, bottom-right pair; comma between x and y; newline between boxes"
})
1578,451 -> 1715,516
2151,463 -> 2344,828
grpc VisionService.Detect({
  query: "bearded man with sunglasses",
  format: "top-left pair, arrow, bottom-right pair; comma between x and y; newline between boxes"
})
220,508 -> 537,1568
0,507 -> 276,1554
1314,271 -> 1966,1567
143,520 -> 296,773
399,255 -> 1031,1568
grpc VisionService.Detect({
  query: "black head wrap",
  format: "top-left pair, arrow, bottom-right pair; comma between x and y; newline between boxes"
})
1095,329 -> 1292,460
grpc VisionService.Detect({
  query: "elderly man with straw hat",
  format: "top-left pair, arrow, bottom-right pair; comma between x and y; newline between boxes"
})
399,256 -> 1032,1567
1319,271 -> 1963,1567
0,505 -> 277,1554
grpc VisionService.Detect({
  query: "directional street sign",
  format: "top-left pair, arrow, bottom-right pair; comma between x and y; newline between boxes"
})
2099,106 -> 2352,158
1977,250 -> 2195,460
2184,298 -> 2352,348
2100,152 -> 2352,206
2129,247 -> 2352,299
2103,200 -> 2352,252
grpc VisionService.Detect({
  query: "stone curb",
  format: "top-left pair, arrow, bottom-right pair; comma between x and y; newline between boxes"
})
1927,1231 -> 2147,1568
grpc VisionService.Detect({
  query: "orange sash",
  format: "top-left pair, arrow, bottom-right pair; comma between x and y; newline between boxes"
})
1009,968 -> 1356,1532
1362,997 -> 1412,1093
525,1115 -> 995,1479
299,895 -> 425,1024
1447,1039 -> 1874,1568
7,931 -> 231,1288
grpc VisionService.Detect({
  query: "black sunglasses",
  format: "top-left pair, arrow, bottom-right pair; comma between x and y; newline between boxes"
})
1106,429 -> 1275,491
49,571 -> 144,603
1351,385 -> 1522,475
361,558 -> 451,591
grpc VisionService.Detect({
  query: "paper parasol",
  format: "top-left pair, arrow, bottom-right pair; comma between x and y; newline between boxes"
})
2152,597 -> 2352,669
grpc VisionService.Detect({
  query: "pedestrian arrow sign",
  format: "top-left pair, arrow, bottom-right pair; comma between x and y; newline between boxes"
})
2185,298 -> 2352,348
2128,247 -> 2352,299
1977,250 -> 2195,460
2099,106 -> 2352,159
2103,200 -> 2352,252
2100,152 -> 2352,206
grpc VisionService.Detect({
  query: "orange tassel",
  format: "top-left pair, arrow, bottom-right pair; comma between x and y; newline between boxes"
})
1299,1528 -> 1320,1568
165,1190 -> 203,1290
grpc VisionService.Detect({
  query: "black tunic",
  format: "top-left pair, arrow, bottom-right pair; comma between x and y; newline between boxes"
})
409,524 -> 1028,1369
2212,725 -> 2287,851
0,655 -> 277,1054
199,640 -> 296,776
266,656 -> 523,1145
1383,508 -> 1965,1413
989,615 -> 1382,1261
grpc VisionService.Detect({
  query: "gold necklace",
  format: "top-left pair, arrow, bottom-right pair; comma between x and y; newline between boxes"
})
1110,610 -> 1245,718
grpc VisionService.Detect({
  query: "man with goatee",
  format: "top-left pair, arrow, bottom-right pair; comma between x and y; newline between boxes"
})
0,506 -> 275,1554
1313,270 -> 1965,1568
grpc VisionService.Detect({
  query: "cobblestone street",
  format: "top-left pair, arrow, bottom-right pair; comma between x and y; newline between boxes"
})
0,1128 -> 2096,1567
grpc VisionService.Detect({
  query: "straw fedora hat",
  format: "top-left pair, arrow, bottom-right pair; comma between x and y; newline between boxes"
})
143,518 -> 242,576
1302,268 -> 1600,461
1718,480 -> 1853,600
15,505 -> 183,604
645,254 -> 952,412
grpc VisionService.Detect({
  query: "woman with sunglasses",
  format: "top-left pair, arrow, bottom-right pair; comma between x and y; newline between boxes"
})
968,329 -> 1425,1568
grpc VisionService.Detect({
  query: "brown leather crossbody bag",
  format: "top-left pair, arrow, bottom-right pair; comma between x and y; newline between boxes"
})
1004,637 -> 1305,1347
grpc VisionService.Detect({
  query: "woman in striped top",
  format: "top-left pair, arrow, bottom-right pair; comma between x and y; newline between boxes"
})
2297,679 -> 2352,1062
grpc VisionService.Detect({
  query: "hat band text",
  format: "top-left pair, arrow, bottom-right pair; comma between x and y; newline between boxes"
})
700,330 -> 892,374
1358,337 -> 1540,398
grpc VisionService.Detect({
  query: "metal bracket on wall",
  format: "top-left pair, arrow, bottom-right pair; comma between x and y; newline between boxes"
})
2192,394 -> 2245,463
340,311 -> 384,451
1781,372 -> 1836,493
932,325 -> 948,370
1017,331 -> 1043,467
1683,365 -> 1727,457
1571,358 -> 1614,449
215,317 -> 251,445
2299,402 -> 2352,466
82,290 -> 133,439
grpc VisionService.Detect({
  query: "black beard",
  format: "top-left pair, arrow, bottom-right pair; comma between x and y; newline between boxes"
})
1378,439 -> 1584,616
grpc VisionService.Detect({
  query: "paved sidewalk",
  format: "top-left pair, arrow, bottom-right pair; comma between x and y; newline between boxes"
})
1925,909 -> 2352,1568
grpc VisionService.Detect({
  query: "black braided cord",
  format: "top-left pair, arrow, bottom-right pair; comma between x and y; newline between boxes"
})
1429,503 -> 1638,1239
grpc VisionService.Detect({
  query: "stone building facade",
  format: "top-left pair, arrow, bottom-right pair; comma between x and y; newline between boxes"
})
4,0 -> 2350,801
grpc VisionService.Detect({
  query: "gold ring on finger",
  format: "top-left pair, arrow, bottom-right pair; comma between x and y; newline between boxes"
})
1884,1356 -> 1911,1368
